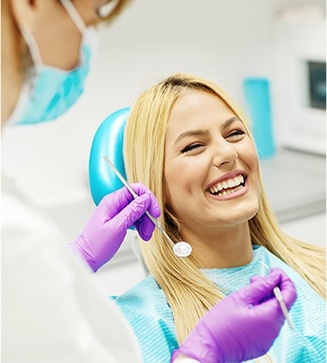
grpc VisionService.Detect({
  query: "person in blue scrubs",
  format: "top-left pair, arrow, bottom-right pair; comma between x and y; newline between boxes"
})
114,73 -> 325,362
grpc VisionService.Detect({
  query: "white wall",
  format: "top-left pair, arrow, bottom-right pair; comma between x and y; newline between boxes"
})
2,0 -> 325,209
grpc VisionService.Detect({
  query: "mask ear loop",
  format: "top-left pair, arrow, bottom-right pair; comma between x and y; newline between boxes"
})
59,0 -> 87,34
18,0 -> 86,67
19,25 -> 43,66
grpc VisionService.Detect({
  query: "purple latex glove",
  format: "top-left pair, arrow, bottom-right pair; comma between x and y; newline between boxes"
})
171,268 -> 297,363
70,183 -> 160,272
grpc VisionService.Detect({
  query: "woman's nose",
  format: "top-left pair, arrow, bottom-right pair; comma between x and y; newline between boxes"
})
212,140 -> 238,168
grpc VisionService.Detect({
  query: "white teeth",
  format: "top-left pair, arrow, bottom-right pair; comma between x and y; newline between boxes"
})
209,174 -> 245,195
228,179 -> 235,188
233,176 -> 240,184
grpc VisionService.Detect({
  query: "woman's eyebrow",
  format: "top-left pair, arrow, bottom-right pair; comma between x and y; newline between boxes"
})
174,129 -> 209,146
221,116 -> 242,130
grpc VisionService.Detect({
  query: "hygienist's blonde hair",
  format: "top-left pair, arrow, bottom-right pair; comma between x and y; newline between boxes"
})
124,73 -> 326,343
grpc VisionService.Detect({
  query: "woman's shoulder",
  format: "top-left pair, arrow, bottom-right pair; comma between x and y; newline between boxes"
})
113,276 -> 177,361
112,275 -> 176,344
113,275 -> 169,313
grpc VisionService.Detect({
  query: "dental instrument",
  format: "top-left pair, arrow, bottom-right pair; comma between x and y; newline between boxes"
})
103,156 -> 192,258
260,261 -> 294,330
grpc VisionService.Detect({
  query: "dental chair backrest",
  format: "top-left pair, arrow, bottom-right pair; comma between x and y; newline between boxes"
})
89,107 -> 149,273
89,107 -> 130,206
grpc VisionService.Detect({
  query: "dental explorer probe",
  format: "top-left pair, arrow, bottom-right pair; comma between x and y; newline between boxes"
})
260,261 -> 294,330
103,156 -> 192,258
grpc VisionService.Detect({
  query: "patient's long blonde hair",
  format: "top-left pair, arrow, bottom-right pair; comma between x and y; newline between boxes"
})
124,73 -> 326,344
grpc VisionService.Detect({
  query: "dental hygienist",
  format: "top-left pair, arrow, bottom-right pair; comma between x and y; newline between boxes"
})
2,1 -> 297,362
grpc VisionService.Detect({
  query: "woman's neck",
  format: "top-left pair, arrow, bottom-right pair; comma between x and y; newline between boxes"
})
183,222 -> 253,269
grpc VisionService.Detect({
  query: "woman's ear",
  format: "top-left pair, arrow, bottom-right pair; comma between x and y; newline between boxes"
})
10,0 -> 67,30
10,0 -> 82,69
10,0 -> 37,29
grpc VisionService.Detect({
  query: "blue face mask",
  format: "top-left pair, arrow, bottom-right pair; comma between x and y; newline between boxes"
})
7,0 -> 98,126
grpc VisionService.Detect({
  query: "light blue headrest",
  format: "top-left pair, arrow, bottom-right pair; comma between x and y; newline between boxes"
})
89,107 -> 130,206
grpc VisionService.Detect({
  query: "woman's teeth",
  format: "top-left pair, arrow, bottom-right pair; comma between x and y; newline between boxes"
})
209,174 -> 245,196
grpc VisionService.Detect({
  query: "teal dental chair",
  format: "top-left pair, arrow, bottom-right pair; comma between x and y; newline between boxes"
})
88,107 -> 148,273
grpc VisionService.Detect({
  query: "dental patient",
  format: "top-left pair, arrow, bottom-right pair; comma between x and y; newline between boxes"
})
74,73 -> 326,363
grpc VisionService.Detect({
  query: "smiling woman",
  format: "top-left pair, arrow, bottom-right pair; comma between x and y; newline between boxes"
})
116,73 -> 326,362
163,89 -> 260,246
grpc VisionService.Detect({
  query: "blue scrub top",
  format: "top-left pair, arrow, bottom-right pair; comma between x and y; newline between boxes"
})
113,245 -> 326,363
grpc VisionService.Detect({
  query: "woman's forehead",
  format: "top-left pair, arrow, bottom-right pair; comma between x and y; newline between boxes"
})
168,90 -> 233,128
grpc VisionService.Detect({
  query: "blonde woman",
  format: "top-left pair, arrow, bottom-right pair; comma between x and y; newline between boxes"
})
114,73 -> 325,362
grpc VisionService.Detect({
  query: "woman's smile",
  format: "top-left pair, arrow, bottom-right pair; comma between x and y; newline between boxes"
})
206,169 -> 247,200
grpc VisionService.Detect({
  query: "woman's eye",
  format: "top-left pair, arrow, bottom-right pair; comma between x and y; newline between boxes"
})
181,143 -> 202,153
227,130 -> 245,139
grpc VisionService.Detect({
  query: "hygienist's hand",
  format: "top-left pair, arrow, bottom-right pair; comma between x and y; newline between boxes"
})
70,184 -> 160,272
171,268 -> 297,363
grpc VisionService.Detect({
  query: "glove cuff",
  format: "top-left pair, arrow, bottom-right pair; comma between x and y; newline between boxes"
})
69,239 -> 99,272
